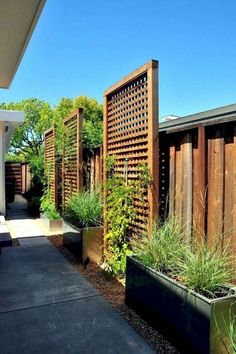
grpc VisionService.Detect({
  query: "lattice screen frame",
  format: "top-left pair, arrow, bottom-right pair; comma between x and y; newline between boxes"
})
103,60 -> 159,234
44,127 -> 58,206
62,109 -> 83,209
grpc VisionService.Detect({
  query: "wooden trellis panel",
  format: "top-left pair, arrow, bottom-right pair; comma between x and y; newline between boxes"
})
44,127 -> 57,206
104,60 -> 159,235
62,109 -> 83,209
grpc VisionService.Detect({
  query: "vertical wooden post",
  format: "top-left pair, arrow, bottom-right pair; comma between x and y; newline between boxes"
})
193,126 -> 206,243
147,61 -> 159,229
232,127 -> 236,278
169,143 -> 176,216
182,133 -> 192,241
207,129 -> 224,246
103,95 -> 108,240
77,108 -> 83,192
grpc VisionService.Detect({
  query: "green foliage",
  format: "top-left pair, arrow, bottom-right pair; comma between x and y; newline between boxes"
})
132,217 -> 187,276
53,97 -> 74,155
133,217 -> 233,297
54,95 -> 103,152
73,96 -> 103,149
1,98 -> 53,156
104,158 -> 151,277
180,240 -> 233,295
5,153 -> 25,162
64,189 -> 102,229
40,191 -> 60,220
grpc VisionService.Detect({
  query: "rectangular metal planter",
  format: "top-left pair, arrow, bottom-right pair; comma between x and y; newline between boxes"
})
62,220 -> 82,261
125,256 -> 236,354
40,213 -> 62,234
82,227 -> 103,265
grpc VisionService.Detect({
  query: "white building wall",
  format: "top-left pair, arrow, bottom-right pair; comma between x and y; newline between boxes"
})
0,121 -> 6,214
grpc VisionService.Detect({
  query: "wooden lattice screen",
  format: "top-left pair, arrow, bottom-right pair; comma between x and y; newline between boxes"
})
104,60 -> 159,235
62,109 -> 83,209
44,127 -> 57,206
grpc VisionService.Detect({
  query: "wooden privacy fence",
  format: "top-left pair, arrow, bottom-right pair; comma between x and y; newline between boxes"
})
5,162 -> 31,194
104,60 -> 159,236
159,104 -> 236,253
83,146 -> 103,190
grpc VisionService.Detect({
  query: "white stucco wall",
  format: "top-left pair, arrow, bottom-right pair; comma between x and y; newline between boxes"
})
0,110 -> 24,215
0,121 -> 6,214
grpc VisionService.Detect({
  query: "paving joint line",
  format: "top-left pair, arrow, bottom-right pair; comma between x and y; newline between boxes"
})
0,293 -> 100,316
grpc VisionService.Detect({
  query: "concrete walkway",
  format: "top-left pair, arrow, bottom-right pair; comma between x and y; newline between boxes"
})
0,242 -> 154,354
6,194 -> 58,238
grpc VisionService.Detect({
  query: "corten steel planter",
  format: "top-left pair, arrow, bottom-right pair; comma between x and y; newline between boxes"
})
82,227 -> 103,265
62,220 -> 82,261
40,213 -> 62,234
125,256 -> 236,354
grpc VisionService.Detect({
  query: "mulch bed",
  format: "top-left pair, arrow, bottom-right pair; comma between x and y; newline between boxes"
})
49,235 -> 179,354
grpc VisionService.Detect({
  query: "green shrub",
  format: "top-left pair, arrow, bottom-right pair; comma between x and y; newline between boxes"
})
64,189 -> 102,229
40,191 -> 60,220
104,157 -> 151,277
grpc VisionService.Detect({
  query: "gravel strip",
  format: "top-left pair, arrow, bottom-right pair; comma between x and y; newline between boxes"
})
49,235 -> 180,354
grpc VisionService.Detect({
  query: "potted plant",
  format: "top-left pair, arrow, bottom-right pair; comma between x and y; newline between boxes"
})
125,218 -> 236,354
40,191 -> 62,234
63,189 -> 103,264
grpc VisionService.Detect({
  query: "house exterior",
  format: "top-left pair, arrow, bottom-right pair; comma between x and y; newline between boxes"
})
0,0 -> 46,214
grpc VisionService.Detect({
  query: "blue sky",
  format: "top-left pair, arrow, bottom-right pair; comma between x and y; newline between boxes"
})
1,0 -> 236,118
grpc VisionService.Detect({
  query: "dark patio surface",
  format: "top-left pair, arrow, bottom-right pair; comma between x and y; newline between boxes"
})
0,242 -> 154,354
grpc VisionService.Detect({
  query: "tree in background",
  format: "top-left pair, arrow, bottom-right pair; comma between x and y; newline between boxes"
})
1,98 -> 53,157
1,98 -> 54,203
54,96 -> 103,152
73,96 -> 103,149
1,96 -> 103,208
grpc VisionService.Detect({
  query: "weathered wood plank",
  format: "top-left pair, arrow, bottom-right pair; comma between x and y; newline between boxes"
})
207,129 -> 224,246
193,127 -> 206,242
182,133 -> 192,242
223,130 -> 233,253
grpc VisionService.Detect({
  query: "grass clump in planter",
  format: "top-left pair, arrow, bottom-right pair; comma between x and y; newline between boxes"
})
40,191 -> 61,220
132,217 -> 187,277
64,189 -> 102,229
180,240 -> 233,297
132,217 -> 233,298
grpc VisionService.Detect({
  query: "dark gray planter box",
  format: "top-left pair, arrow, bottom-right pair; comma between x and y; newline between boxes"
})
82,227 -> 103,265
40,213 -> 62,234
125,256 -> 236,354
62,220 -> 82,261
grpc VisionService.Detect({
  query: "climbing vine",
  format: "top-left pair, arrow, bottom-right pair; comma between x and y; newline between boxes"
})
104,156 -> 151,277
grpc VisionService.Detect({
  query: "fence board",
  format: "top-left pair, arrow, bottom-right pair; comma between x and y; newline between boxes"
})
182,133 -> 192,240
192,127 -> 206,242
207,130 -> 224,246
223,130 -> 234,252
233,126 -> 236,269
